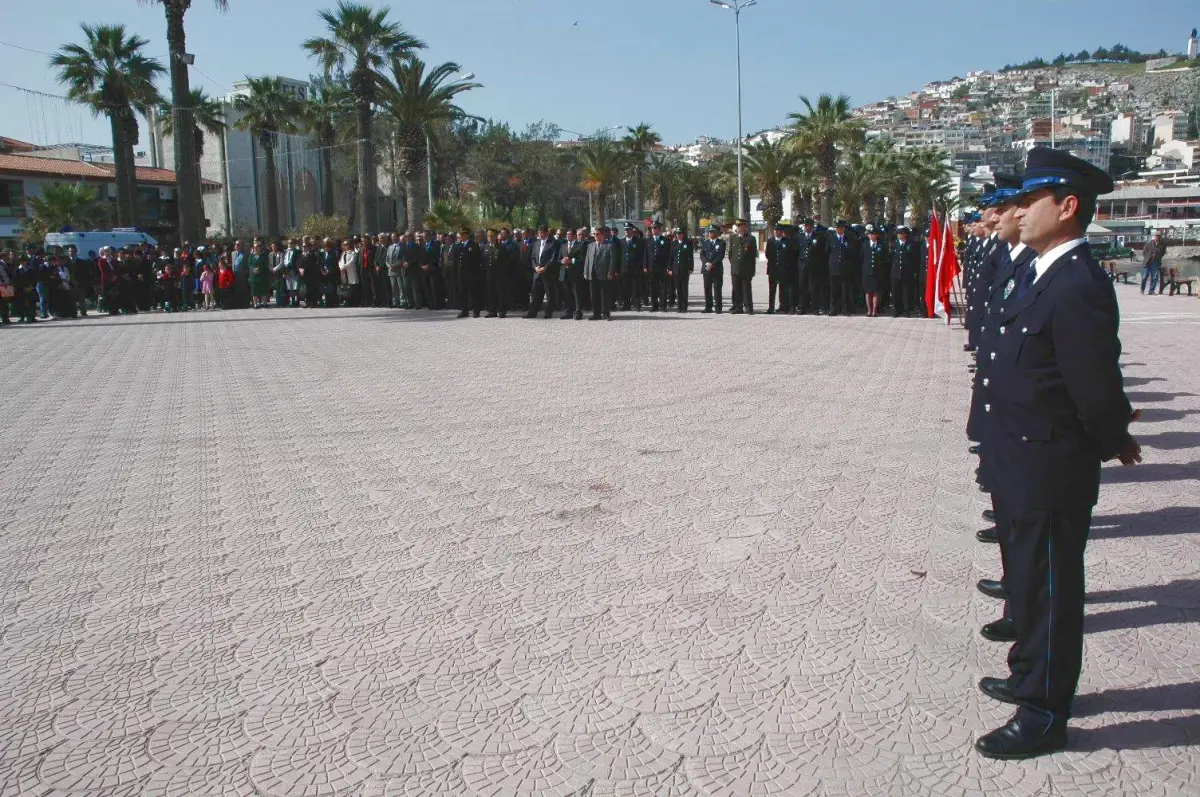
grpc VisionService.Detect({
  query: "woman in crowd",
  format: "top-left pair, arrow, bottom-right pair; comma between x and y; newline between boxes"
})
339,239 -> 361,307
248,242 -> 271,309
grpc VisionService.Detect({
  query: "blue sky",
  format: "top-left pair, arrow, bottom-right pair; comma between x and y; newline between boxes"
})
2,0 -> 1198,151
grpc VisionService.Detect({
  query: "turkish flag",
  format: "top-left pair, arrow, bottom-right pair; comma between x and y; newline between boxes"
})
924,211 -> 941,318
936,220 -> 960,324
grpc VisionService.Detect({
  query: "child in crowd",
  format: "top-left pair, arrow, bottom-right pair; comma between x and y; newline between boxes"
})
217,256 -> 234,310
200,263 -> 215,310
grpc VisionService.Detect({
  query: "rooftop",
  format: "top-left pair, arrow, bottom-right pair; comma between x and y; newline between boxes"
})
0,153 -> 219,188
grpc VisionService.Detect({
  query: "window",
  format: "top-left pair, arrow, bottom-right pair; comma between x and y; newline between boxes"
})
0,180 -> 26,217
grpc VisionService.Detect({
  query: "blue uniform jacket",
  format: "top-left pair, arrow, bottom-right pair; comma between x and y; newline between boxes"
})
981,243 -> 1131,511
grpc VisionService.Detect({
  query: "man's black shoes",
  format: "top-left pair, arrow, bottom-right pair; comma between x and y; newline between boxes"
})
976,716 -> 1067,760
977,579 -> 1007,600
976,527 -> 999,544
981,618 -> 1017,642
978,676 -> 1018,705
982,509 -> 996,523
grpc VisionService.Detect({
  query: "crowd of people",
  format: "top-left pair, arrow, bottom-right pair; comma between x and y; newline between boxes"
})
0,217 -> 941,325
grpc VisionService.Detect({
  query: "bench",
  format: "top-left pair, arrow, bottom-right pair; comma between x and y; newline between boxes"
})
1104,260 -> 1130,284
1164,268 -> 1197,296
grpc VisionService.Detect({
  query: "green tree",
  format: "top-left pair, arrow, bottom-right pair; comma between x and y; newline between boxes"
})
139,0 -> 229,242
575,139 -> 626,228
621,123 -> 661,223
51,24 -> 165,227
158,88 -> 225,159
300,76 -> 351,216
232,76 -> 303,238
380,57 -> 480,232
28,182 -> 105,232
741,139 -> 799,230
304,1 -> 425,235
783,94 -> 865,225
423,200 -> 472,231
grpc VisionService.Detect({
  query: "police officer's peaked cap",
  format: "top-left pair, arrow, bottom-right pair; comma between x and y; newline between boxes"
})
734,218 -> 749,225
708,225 -> 722,233
673,226 -> 686,234
773,221 -> 787,230
835,218 -> 848,227
896,225 -> 911,233
1017,147 -> 1114,198
865,224 -> 877,233
624,223 -> 637,230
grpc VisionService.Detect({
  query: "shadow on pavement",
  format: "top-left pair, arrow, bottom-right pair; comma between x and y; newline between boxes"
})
1137,430 -> 1200,451
1089,507 -> 1200,540
1127,390 -> 1197,403
1123,376 -> 1166,387
1131,407 -> 1200,422
1100,461 -> 1200,485
1068,713 -> 1200,751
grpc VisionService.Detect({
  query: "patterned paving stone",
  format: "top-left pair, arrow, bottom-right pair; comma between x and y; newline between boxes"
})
0,283 -> 1197,796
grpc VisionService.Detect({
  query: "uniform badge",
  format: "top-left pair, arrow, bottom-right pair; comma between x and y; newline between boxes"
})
1003,278 -> 1015,299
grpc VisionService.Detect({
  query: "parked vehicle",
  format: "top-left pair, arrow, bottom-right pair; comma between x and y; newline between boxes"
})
44,229 -> 158,253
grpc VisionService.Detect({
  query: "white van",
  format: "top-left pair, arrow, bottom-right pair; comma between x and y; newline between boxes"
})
44,229 -> 158,254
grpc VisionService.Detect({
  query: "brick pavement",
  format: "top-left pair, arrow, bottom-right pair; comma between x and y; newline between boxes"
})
1,278 -> 1198,796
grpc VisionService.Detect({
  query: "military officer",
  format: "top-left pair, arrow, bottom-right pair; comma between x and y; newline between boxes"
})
700,224 -> 726,313
728,218 -> 758,314
621,224 -> 645,311
668,226 -> 694,312
889,226 -> 920,317
973,147 -> 1139,761
448,228 -> 483,318
827,219 -> 855,316
646,222 -> 672,311
765,222 -> 787,313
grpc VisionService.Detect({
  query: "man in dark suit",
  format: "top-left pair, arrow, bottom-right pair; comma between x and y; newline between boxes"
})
765,222 -> 786,313
667,226 -> 694,312
728,218 -> 758,314
700,224 -> 726,313
620,224 -> 645,311
889,226 -> 921,317
559,228 -> 588,320
827,220 -> 855,316
646,221 -> 672,311
973,147 -> 1140,761
525,226 -> 560,319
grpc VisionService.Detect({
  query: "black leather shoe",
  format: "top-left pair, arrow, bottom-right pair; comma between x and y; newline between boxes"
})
968,445 -> 981,455
977,579 -> 1008,600
981,618 -> 1017,642
982,509 -> 996,523
978,677 -> 1018,705
976,527 -> 999,544
964,344 -> 976,352
975,716 -> 1067,760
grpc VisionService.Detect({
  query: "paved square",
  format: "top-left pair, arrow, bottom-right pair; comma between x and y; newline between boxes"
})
1,279 -> 1198,797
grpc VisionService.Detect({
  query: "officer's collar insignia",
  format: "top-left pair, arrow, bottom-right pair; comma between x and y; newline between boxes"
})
1003,278 -> 1015,299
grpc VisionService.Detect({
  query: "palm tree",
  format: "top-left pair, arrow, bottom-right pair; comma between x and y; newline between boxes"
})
140,0 -> 229,242
379,57 -> 480,232
304,1 -> 425,234
51,24 -> 165,227
622,122 -> 661,223
902,148 -> 953,228
783,94 -> 865,225
301,76 -> 351,215
159,88 -> 229,235
645,152 -> 683,225
28,182 -> 105,232
232,76 -> 302,238
575,139 -> 626,228
741,139 -> 799,231
423,199 -> 472,231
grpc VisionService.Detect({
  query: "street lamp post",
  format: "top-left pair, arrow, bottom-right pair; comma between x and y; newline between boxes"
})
710,0 -> 757,220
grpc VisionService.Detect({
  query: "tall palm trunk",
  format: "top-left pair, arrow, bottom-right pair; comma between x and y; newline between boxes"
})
634,166 -> 644,222
320,119 -> 335,214
109,110 -> 134,226
403,172 -> 419,231
219,124 -> 231,237
262,138 -> 281,238
818,174 -> 832,225
352,68 -> 376,235
164,3 -> 202,241
122,110 -> 141,225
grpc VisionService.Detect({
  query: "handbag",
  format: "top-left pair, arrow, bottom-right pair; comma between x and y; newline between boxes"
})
0,285 -> 13,299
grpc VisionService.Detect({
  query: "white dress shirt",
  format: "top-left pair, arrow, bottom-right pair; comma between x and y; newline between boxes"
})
1031,238 -> 1087,283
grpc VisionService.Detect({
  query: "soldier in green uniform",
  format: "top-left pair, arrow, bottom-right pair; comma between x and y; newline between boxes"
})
728,218 -> 758,314
668,226 -> 694,312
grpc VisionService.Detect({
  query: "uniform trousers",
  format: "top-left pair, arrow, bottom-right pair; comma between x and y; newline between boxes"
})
768,273 -> 788,311
1005,504 -> 1091,729
731,275 -> 754,312
485,267 -> 508,316
675,271 -> 691,312
808,267 -> 827,313
787,263 -> 801,310
588,279 -> 610,317
993,492 -> 1013,623
457,269 -> 484,315
891,278 -> 917,316
649,270 -> 669,310
703,267 -> 723,312
561,277 -> 583,316
829,274 -> 855,315
793,267 -> 811,313
622,269 -> 644,310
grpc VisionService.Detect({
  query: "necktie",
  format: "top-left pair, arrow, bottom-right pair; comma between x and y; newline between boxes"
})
1016,261 -> 1037,299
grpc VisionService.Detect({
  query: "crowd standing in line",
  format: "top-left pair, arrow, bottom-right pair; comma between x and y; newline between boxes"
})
0,217 -> 942,325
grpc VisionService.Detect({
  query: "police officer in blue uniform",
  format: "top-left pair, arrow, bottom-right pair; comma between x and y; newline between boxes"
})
889,226 -> 920,317
966,176 -> 1037,646
700,224 -> 726,313
973,147 -> 1140,760
827,219 -> 855,316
